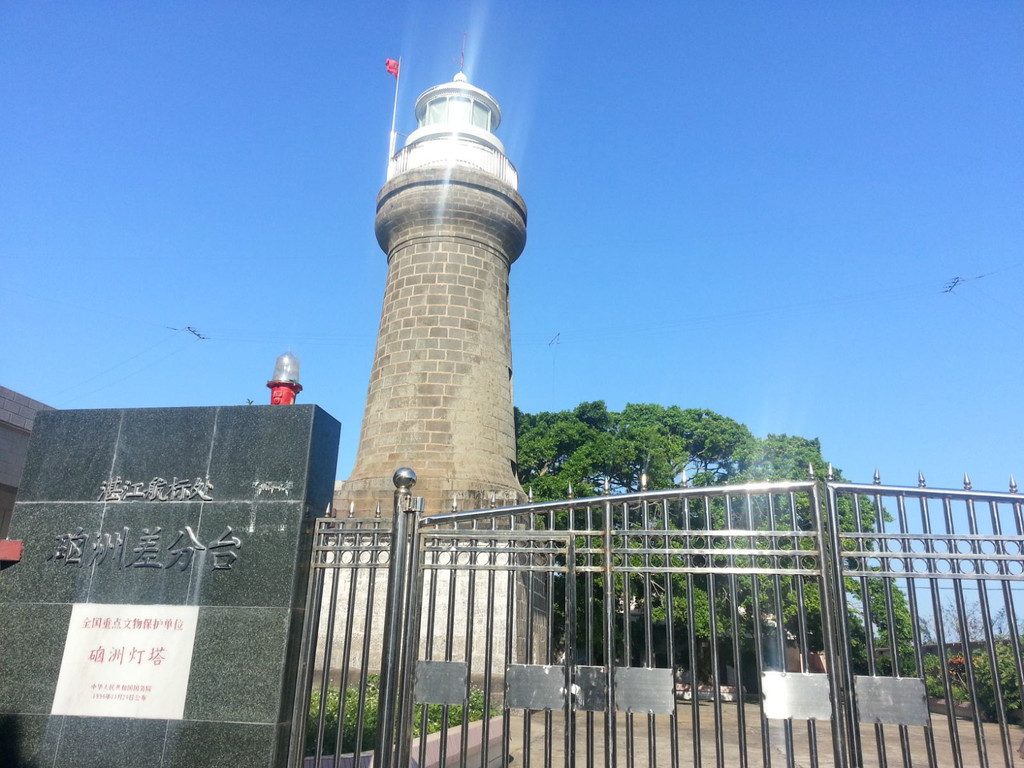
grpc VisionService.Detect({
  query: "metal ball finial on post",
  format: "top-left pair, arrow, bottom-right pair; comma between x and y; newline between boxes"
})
393,467 -> 417,490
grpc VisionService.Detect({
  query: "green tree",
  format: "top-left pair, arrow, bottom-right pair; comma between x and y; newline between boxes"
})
515,401 -> 915,683
515,401 -> 755,498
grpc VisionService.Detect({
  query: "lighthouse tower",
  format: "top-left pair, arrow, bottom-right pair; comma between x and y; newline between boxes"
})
339,72 -> 527,514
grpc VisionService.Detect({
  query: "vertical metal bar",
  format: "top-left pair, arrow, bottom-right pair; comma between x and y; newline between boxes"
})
725,492 -> 748,768
660,496 -> 680,768
964,494 -> 1014,768
288,519 -> 329,768
622,505 -> 635,768
920,493 -> 964,768
585,502 -> 597,768
993,496 -> 1024,768
942,494 -> 990,768
331,538 -> 364,759
523,511 -> 537,768
767,489 -> 793,767
480,516 -> 498,768
782,491 -> 799,768
544,507 -> 555,768
459,519 -> 480,768
821,481 -> 854,768
894,492 -> 938,768
686,496 -> 704,768
853,491 -> 887,768
354,520 -> 386,757
373,470 -> 418,768
502,515 -> 517,768
394,506 -> 423,768
565,514 -> 578,768
871,489 -> 914,768
435,520 -> 460,768
417,525 -> 440,768
603,493 -> 618,768
751,493 -> 772,768
794,492 -> 816,768
707,502 -> 724,768
641,495 -> 657,768
315,533 -> 344,763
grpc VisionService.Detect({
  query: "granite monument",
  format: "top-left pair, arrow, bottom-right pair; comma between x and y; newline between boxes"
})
0,405 -> 339,767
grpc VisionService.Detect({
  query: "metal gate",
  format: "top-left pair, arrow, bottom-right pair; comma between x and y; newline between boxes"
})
292,471 -> 1024,768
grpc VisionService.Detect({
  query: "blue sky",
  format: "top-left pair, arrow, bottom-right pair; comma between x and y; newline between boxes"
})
3,3 -> 1021,494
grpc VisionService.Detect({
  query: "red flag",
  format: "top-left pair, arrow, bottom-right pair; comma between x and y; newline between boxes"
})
385,58 -> 400,77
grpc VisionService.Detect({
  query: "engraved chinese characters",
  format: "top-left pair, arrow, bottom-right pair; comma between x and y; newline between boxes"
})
98,476 -> 214,502
47,526 -> 242,570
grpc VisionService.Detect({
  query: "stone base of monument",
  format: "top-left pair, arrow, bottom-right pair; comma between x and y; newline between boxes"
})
0,405 -> 340,768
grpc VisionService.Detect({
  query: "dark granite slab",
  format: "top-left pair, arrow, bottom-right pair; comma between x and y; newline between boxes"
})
15,408 -> 123,502
0,405 -> 340,768
162,720 -> 282,768
0,603 -> 72,714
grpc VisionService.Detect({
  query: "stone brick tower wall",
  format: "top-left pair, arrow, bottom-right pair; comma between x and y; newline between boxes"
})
338,162 -> 527,515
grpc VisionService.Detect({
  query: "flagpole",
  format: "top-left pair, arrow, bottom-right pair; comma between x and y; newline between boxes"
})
387,57 -> 401,169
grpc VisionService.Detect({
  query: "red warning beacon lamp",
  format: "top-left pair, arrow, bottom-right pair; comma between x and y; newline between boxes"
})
267,351 -> 302,405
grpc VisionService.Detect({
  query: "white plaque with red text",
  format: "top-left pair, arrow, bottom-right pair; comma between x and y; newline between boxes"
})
51,603 -> 200,719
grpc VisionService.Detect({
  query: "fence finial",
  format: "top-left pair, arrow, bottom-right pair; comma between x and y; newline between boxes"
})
807,462 -> 816,481
567,482 -> 574,500
918,471 -> 926,488
1011,474 -> 1018,494
680,467 -> 689,488
827,463 -> 834,481
490,491 -> 497,509
348,501 -> 355,519
603,477 -> 611,496
375,502 -> 382,519
528,486 -> 534,503
963,472 -> 972,491
393,467 -> 416,489
873,469 -> 881,485
641,472 -> 648,492
451,497 -> 458,513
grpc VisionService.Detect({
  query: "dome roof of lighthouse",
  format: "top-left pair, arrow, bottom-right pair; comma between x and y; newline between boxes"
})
403,73 -> 506,156
389,72 -> 517,189
413,73 -> 502,131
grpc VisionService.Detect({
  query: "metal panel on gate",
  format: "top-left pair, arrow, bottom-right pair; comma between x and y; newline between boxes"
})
761,671 -> 832,720
855,675 -> 928,726
614,667 -> 675,714
506,664 -> 566,710
414,660 -> 467,705
573,665 -> 608,712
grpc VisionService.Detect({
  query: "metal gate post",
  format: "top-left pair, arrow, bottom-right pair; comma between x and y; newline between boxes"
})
820,480 -> 858,768
374,468 -> 422,768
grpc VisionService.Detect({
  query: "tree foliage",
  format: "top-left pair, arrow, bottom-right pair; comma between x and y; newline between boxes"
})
515,401 -> 916,683
515,400 -> 847,499
516,401 -> 761,498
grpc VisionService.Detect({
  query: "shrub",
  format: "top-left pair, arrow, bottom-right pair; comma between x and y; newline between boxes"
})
922,642 -> 1023,722
305,675 -> 497,757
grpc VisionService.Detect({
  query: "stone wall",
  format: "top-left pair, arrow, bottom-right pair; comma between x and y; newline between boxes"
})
338,165 -> 527,517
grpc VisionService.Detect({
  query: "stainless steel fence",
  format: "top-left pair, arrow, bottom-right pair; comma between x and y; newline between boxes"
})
293,471 -> 1024,768
827,476 -> 1024,768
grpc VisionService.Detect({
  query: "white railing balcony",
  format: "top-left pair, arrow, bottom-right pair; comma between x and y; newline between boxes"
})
387,136 -> 518,190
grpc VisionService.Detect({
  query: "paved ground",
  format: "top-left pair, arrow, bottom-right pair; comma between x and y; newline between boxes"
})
503,702 -> 1024,768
